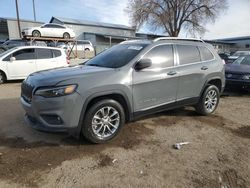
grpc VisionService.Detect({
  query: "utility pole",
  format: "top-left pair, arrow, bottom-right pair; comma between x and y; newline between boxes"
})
15,0 -> 21,38
32,0 -> 36,21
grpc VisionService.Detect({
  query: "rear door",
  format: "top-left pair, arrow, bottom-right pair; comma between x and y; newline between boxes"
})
35,48 -> 57,71
175,44 -> 204,100
6,48 -> 36,78
132,44 -> 179,112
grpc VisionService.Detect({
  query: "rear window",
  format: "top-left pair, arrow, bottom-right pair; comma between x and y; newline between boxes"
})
177,45 -> 201,65
199,46 -> 214,61
36,48 -> 53,59
52,50 -> 62,57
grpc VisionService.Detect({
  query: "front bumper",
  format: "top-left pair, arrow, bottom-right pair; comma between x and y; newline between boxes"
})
21,92 -> 84,133
226,79 -> 250,90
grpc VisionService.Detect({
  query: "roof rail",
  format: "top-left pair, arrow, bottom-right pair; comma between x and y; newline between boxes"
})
153,37 -> 205,43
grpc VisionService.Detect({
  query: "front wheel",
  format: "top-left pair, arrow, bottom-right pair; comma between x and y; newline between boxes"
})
195,85 -> 220,115
32,30 -> 41,37
0,71 -> 6,84
82,99 -> 125,143
63,33 -> 70,39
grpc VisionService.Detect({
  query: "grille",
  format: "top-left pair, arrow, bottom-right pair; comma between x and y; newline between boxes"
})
226,73 -> 243,80
21,82 -> 34,103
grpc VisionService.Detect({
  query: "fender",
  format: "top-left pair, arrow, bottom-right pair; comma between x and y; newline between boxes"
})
199,76 -> 223,97
71,89 -> 133,138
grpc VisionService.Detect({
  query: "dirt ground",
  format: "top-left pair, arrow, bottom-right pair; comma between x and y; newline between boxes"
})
0,82 -> 249,188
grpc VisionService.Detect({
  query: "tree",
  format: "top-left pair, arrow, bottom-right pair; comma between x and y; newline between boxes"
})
127,0 -> 228,37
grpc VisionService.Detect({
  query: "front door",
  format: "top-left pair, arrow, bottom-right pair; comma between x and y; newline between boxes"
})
7,48 -> 36,79
132,44 -> 179,112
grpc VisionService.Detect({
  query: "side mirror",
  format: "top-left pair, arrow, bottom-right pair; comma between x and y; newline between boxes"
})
134,59 -> 152,71
10,57 -> 16,62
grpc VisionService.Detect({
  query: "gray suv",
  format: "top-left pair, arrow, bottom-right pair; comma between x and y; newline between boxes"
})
21,38 -> 225,143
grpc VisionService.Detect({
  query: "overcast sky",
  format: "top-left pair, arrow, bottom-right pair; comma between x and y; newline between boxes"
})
0,0 -> 249,39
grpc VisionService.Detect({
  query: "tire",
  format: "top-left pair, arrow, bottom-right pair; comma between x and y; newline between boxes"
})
195,85 -> 220,115
32,30 -> 41,37
82,99 -> 125,143
0,71 -> 6,84
63,33 -> 70,39
85,48 -> 90,51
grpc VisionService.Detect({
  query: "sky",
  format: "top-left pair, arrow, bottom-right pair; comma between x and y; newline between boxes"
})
0,0 -> 249,40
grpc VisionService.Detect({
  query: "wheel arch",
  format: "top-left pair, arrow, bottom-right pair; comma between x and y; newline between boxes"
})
200,77 -> 223,96
74,91 -> 133,137
0,69 -> 7,80
32,30 -> 41,36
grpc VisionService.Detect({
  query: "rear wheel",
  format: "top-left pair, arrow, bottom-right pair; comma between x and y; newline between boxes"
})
63,33 -> 70,39
195,85 -> 220,115
0,71 -> 6,84
82,99 -> 125,143
32,30 -> 41,37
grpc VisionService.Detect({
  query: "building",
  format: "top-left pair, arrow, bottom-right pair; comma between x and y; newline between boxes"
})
205,40 -> 235,53
214,36 -> 250,52
0,17 -> 43,40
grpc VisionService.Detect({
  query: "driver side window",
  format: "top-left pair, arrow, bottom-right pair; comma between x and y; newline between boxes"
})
6,49 -> 35,61
143,45 -> 174,69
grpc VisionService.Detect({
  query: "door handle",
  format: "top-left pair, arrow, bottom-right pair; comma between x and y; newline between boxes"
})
201,66 -> 208,70
167,71 -> 177,76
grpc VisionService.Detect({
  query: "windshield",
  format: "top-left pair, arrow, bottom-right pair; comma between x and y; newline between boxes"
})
233,55 -> 250,65
86,43 -> 148,68
0,47 -> 18,58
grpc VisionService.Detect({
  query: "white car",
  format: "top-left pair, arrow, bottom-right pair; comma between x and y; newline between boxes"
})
0,46 -> 69,83
22,23 -> 75,39
58,40 -> 94,52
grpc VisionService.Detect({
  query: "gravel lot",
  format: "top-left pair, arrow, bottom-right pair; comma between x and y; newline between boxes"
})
0,82 -> 249,188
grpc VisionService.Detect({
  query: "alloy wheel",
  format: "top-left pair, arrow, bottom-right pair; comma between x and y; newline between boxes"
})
91,106 -> 120,139
204,89 -> 218,113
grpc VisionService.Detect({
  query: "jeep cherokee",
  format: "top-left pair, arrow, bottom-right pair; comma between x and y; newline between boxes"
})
21,38 -> 225,143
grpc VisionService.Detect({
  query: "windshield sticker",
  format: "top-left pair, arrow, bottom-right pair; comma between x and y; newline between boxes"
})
128,46 -> 143,50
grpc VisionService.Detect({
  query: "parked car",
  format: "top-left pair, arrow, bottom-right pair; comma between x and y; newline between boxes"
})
0,46 -> 8,54
0,39 -> 47,53
218,53 -> 230,64
227,51 -> 250,63
22,23 -> 75,39
225,55 -> 250,90
58,40 -> 94,51
0,40 -> 6,45
21,38 -> 225,143
0,46 -> 68,83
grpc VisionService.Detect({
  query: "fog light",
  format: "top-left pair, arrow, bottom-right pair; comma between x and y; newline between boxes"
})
41,115 -> 63,125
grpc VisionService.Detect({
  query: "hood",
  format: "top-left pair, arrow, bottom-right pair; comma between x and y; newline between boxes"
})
26,65 -> 114,87
225,63 -> 250,74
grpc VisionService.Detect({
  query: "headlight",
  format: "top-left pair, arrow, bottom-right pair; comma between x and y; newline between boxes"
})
242,75 -> 250,80
35,84 -> 77,98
